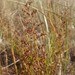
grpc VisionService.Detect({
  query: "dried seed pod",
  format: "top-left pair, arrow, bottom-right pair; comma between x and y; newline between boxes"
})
69,47 -> 75,62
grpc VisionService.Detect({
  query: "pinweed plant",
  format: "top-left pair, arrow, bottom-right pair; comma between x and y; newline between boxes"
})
0,0 -> 75,75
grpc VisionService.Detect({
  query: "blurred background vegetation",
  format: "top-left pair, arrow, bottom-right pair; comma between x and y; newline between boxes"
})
0,0 -> 75,75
